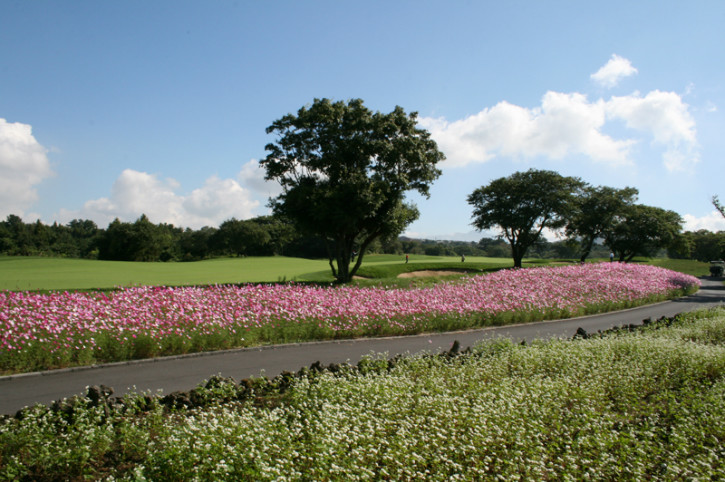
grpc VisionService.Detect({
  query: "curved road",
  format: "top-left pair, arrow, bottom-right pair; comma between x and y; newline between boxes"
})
1,278 -> 723,415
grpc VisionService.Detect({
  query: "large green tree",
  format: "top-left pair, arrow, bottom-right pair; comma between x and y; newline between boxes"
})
602,204 -> 683,262
565,185 -> 639,262
261,98 -> 444,282
467,169 -> 585,268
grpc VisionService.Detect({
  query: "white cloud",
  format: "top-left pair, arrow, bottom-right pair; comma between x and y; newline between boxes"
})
420,87 -> 698,172
238,159 -> 283,199
607,90 -> 697,145
419,92 -> 634,168
606,90 -> 699,171
590,54 -> 638,88
0,118 -> 54,219
683,211 -> 725,233
57,168 -> 260,229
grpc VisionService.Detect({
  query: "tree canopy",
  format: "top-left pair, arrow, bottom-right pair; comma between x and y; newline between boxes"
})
565,185 -> 639,262
260,98 -> 444,282
672,229 -> 725,262
467,169 -> 584,268
602,204 -> 683,262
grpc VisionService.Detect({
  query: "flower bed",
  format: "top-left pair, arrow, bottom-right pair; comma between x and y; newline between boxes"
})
2,309 -> 723,480
0,263 -> 700,373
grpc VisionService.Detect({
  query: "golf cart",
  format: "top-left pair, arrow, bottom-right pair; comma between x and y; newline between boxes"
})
710,260 -> 724,277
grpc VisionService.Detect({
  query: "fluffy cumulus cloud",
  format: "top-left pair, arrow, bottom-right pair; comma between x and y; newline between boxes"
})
683,211 -> 725,233
590,54 -> 638,88
0,118 -> 54,218
58,166 -> 266,229
606,90 -> 699,171
419,56 -> 698,172
420,92 -> 634,167
238,159 -> 283,199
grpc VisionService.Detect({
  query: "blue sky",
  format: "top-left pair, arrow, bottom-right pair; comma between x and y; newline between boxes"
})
2,1 -> 724,241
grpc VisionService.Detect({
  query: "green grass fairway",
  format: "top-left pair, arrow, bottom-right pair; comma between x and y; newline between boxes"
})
641,257 -> 711,277
0,256 -> 337,291
0,254 -> 512,291
0,255 -> 709,291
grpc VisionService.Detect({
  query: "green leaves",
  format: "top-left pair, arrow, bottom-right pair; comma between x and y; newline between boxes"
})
467,169 -> 585,267
261,98 -> 444,282
566,185 -> 639,261
602,204 -> 683,261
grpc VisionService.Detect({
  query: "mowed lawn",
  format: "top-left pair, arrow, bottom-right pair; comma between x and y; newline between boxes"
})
0,254 -> 508,291
0,256 -> 336,291
0,255 -> 709,291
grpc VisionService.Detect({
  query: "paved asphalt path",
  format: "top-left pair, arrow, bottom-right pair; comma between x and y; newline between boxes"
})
1,277 -> 723,415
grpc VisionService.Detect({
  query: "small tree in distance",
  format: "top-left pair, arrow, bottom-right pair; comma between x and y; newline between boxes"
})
467,169 -> 585,268
261,98 -> 445,282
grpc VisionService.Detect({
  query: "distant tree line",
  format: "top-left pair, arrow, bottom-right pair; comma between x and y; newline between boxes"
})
0,214 -> 323,262
2,212 -> 723,263
670,230 -> 725,262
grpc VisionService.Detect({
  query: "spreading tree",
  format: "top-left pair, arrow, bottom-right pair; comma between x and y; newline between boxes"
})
260,98 -> 444,282
602,204 -> 683,262
565,185 -> 639,262
467,169 -> 584,268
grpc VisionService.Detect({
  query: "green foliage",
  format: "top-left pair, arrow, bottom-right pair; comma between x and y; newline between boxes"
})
213,218 -> 272,257
0,215 -> 100,258
261,98 -> 445,282
2,309 -> 724,479
566,185 -> 639,261
97,215 -> 181,262
1,213 -> 317,263
603,204 -> 684,262
672,229 -> 725,262
468,169 -> 585,268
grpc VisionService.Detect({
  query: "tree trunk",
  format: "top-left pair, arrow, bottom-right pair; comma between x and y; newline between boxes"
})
332,234 -> 355,283
324,239 -> 338,279
579,237 -> 594,263
336,248 -> 350,283
348,234 -> 377,280
511,243 -> 524,268
337,259 -> 350,282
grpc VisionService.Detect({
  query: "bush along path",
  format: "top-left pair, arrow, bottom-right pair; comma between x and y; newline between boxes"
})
1,308 -> 723,480
0,263 -> 700,374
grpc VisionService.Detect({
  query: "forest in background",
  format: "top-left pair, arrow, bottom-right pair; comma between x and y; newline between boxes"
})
0,213 -> 723,263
